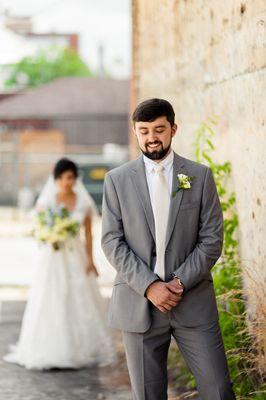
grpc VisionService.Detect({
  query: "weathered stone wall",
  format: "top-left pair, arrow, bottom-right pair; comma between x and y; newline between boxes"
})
130,0 -> 266,355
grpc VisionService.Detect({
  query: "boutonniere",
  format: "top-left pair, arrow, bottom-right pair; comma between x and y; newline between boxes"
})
172,174 -> 195,197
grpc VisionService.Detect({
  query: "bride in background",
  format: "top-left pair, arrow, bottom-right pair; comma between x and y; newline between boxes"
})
4,158 -> 116,370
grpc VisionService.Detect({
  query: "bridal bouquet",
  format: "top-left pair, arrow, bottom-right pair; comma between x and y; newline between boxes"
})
33,207 -> 80,250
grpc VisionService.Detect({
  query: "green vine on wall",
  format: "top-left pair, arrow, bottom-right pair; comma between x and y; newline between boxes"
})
169,119 -> 265,399
194,118 -> 265,399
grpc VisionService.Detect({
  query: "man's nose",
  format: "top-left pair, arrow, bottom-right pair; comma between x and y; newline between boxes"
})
147,132 -> 158,142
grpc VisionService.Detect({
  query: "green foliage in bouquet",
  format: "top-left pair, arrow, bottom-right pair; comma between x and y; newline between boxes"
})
34,207 -> 80,250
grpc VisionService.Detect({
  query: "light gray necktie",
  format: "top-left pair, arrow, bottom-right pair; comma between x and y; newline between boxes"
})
152,164 -> 170,281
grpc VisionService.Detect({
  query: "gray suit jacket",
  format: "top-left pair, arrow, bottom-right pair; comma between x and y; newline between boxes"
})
101,151 -> 223,332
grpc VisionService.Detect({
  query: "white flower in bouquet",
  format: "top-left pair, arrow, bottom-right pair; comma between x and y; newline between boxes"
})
33,207 -> 80,250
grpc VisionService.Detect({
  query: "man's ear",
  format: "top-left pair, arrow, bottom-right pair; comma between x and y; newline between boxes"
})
171,123 -> 178,137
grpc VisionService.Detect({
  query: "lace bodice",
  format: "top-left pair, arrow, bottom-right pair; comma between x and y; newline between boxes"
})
36,178 -> 99,226
50,193 -> 94,225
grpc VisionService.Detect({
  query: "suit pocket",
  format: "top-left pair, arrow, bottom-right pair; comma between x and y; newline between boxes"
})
109,283 -> 151,332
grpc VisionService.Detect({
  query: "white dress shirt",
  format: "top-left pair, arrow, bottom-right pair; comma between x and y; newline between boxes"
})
142,148 -> 174,206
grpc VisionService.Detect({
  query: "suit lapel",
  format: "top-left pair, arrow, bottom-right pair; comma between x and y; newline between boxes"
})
130,151 -> 186,247
130,154 -> 156,242
165,152 -> 186,248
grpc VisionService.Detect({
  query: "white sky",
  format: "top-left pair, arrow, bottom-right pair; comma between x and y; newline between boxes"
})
0,0 -> 131,78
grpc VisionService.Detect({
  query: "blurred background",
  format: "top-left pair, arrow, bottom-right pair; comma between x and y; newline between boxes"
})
0,0 -> 131,300
0,1 -> 265,399
0,0 -> 130,209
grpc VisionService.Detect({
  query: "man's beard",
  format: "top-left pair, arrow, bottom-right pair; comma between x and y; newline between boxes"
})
140,139 -> 172,161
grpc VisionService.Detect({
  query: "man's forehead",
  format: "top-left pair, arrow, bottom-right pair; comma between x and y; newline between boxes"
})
135,116 -> 168,127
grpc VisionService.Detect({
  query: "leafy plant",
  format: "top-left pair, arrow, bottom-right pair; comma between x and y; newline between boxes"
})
169,118 -> 266,399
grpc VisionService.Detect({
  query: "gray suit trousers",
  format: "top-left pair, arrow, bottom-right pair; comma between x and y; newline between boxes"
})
122,305 -> 236,400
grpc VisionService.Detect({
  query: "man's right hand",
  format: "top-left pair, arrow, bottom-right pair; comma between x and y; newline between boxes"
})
145,280 -> 183,313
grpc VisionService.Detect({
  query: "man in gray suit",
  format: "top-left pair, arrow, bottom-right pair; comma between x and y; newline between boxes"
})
101,99 -> 236,400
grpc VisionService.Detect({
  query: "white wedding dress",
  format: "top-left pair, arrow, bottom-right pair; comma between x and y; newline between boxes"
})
3,178 -> 116,370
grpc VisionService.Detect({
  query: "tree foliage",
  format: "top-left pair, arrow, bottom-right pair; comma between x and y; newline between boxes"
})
4,46 -> 93,90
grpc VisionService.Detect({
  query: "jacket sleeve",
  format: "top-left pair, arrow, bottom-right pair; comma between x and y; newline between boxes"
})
101,172 -> 159,297
172,167 -> 223,291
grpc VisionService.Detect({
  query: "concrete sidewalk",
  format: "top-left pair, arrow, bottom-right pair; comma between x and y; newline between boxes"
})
0,302 -> 199,400
0,301 -> 131,400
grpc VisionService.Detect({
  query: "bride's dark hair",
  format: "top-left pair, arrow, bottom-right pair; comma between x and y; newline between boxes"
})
53,158 -> 78,179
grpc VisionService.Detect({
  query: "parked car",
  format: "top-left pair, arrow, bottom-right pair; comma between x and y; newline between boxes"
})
78,160 -> 123,214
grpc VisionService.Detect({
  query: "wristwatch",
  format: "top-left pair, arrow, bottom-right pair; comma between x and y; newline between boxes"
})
171,273 -> 184,288
176,278 -> 184,287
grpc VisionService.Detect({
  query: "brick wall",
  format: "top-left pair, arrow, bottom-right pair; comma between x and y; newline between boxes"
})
131,0 -> 266,358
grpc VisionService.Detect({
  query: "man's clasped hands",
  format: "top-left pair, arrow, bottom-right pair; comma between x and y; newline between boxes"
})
146,278 -> 184,313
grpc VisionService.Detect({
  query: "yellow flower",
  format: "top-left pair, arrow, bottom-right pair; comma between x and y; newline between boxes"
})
33,210 -> 80,247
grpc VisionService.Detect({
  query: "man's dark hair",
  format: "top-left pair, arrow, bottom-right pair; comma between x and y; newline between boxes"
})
53,158 -> 78,180
132,98 -> 175,127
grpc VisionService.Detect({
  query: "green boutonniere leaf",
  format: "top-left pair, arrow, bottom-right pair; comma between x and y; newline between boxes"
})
172,174 -> 195,198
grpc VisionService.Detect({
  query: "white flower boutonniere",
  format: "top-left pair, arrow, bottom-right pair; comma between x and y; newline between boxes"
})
172,174 -> 195,198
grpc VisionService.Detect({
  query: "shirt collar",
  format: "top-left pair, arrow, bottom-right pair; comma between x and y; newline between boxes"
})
143,148 -> 174,174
